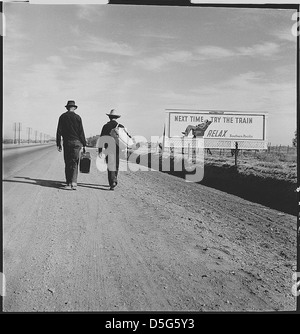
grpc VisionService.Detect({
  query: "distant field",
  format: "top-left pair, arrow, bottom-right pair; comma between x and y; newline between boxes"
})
204,147 -> 297,184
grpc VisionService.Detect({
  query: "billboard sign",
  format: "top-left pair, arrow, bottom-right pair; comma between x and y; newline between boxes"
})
164,110 -> 268,149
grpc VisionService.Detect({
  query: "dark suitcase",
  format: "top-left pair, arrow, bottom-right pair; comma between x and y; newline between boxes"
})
79,151 -> 91,173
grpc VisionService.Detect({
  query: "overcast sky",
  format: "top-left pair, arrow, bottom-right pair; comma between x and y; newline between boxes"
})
3,3 -> 297,145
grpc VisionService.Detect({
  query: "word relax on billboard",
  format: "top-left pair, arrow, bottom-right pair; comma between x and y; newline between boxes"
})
163,109 -> 268,150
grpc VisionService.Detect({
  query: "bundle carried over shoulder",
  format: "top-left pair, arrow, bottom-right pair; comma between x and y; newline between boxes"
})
110,124 -> 135,150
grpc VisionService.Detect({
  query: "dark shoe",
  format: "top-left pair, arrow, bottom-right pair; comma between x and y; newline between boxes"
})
110,182 -> 117,190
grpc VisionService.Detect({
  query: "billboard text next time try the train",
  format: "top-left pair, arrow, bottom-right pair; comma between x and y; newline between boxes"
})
164,109 -> 268,150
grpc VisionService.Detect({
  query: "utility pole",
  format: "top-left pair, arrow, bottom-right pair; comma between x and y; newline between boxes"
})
18,122 -> 22,144
27,127 -> 32,144
13,122 -> 17,144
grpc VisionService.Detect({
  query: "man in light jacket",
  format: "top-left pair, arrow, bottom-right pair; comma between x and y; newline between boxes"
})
98,109 -> 132,190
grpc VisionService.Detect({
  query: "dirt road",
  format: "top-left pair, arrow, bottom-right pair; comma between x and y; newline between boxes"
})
3,145 -> 297,311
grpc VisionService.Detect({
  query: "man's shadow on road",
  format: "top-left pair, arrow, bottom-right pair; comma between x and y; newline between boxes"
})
77,182 -> 111,191
3,177 -> 111,191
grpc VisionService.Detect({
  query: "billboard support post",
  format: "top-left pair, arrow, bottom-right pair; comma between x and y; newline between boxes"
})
234,141 -> 238,167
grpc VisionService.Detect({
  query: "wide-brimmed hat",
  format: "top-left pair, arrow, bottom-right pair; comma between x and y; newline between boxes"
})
65,100 -> 78,109
106,109 -> 120,118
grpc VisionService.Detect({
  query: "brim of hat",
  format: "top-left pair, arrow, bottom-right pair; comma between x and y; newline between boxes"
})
66,105 -> 78,108
106,114 -> 120,118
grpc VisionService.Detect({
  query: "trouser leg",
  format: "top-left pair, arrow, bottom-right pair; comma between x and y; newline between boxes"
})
115,151 -> 119,182
107,171 -> 115,187
69,143 -> 82,184
105,155 -> 112,186
63,145 -> 71,184
63,141 -> 82,185
106,159 -> 117,187
106,149 -> 119,187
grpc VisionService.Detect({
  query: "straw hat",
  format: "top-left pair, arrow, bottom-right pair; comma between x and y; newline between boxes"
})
106,109 -> 120,118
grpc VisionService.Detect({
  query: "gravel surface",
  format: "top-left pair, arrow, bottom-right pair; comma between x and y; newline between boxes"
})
3,146 -> 297,311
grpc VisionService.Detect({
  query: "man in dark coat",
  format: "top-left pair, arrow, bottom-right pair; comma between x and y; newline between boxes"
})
56,100 -> 87,190
98,109 -> 132,190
